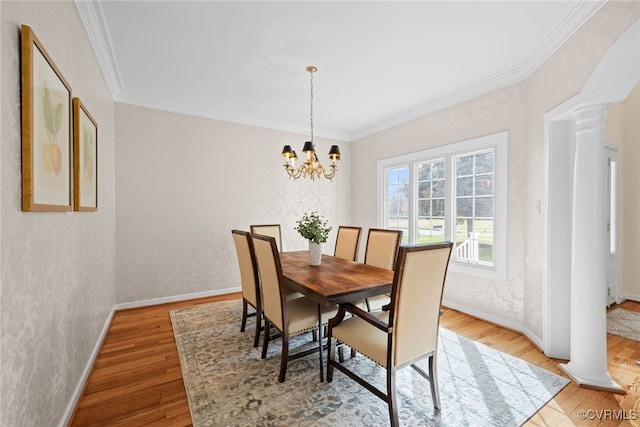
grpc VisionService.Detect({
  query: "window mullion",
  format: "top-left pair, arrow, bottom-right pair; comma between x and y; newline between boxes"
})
445,153 -> 453,246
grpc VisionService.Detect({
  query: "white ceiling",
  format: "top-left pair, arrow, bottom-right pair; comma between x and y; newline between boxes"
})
76,1 -> 605,142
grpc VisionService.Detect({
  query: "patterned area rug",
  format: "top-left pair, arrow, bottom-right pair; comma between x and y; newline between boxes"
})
607,308 -> 640,342
170,300 -> 569,426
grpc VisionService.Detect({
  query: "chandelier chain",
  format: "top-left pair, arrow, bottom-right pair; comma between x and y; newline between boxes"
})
309,69 -> 314,143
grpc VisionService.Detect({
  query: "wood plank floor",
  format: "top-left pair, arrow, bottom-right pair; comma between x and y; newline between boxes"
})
70,296 -> 640,426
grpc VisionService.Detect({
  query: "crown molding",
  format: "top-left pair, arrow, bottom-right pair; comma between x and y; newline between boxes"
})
76,0 -> 606,143
115,90 -> 351,142
74,0 -> 123,99
349,0 -> 607,141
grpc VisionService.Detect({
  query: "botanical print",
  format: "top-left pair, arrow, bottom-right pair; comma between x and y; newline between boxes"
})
32,44 -> 70,206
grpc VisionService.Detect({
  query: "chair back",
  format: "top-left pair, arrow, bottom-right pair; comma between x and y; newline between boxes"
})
231,230 -> 260,307
364,228 -> 403,270
250,224 -> 282,251
389,242 -> 453,367
252,234 -> 286,331
333,226 -> 362,261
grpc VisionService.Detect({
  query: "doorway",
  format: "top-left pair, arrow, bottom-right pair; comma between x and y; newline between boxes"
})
606,144 -> 620,307
543,19 -> 639,360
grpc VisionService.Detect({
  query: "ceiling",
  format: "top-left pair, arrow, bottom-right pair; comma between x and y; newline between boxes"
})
75,1 -> 605,142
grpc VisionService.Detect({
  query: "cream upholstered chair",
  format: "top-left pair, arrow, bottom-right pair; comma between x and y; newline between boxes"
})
250,224 -> 282,251
327,242 -> 453,427
231,230 -> 262,347
333,226 -> 362,261
252,234 -> 338,383
363,228 -> 402,311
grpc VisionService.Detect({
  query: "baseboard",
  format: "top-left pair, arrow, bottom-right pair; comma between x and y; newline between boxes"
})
620,294 -> 640,303
441,299 -> 544,351
60,306 -> 116,427
114,287 -> 242,310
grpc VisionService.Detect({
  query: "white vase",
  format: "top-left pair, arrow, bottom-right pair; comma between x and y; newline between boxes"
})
309,242 -> 322,266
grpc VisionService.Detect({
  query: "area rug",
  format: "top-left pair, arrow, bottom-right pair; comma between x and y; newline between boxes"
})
607,308 -> 640,342
170,300 -> 569,426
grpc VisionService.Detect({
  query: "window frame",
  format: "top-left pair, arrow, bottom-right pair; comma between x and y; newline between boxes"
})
377,131 -> 508,281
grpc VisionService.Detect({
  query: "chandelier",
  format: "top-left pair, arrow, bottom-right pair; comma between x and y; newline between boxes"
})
281,66 -> 340,181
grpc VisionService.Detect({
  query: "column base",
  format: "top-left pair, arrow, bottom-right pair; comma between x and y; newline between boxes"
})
559,362 -> 626,394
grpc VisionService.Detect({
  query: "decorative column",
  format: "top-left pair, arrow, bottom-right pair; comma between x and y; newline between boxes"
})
558,104 -> 623,393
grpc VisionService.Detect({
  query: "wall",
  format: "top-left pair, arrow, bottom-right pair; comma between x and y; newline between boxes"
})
605,83 -> 640,301
0,1 -> 115,426
115,103 -> 351,304
351,1 -> 639,340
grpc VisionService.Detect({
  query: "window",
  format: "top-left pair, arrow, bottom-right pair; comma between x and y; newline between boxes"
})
385,166 -> 409,243
416,159 -> 445,244
378,132 -> 507,281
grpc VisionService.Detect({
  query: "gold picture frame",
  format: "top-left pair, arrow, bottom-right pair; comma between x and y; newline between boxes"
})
73,98 -> 98,211
21,25 -> 73,211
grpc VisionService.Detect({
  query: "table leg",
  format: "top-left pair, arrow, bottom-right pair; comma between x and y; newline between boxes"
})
317,304 -> 324,382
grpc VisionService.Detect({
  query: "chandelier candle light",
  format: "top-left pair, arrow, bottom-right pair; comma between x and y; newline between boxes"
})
281,66 -> 340,181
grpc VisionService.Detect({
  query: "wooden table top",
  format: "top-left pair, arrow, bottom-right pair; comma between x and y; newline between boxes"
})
279,251 -> 394,305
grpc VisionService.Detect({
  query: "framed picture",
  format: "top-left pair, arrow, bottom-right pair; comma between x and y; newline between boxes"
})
21,25 -> 73,211
73,98 -> 98,211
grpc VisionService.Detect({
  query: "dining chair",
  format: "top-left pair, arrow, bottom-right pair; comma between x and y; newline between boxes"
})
250,224 -> 282,252
252,234 -> 338,383
362,228 -> 403,311
327,242 -> 453,427
333,226 -> 362,261
231,229 -> 262,348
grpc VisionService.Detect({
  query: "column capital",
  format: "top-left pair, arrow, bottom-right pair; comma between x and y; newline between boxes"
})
572,103 -> 610,136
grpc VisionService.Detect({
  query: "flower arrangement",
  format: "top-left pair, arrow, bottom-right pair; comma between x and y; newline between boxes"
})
295,212 -> 332,244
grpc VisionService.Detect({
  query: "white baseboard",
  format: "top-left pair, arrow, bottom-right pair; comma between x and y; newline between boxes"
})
60,287 -> 242,426
60,306 -> 116,427
114,287 -> 241,310
620,294 -> 640,303
442,299 -> 544,351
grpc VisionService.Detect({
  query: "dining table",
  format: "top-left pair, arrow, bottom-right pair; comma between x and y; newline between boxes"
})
279,250 -> 395,381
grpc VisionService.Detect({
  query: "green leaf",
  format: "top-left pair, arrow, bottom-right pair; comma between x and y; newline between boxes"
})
53,103 -> 62,135
42,84 -> 55,137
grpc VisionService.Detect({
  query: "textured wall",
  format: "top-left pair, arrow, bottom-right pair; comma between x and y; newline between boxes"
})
351,1 -> 640,340
0,1 -> 115,425
114,103 -> 351,304
523,1 -> 639,336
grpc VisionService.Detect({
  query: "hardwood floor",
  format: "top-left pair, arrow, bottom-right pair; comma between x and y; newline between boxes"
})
70,296 -> 640,426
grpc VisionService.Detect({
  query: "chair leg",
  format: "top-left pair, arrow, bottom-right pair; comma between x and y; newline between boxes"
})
336,344 -> 354,362
252,310 -> 262,348
261,319 -> 271,359
278,333 -> 289,383
387,367 -> 399,427
240,300 -> 248,332
327,336 -> 335,382
428,354 -> 441,410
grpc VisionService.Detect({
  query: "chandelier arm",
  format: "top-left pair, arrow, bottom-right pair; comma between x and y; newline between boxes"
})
322,165 -> 337,181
